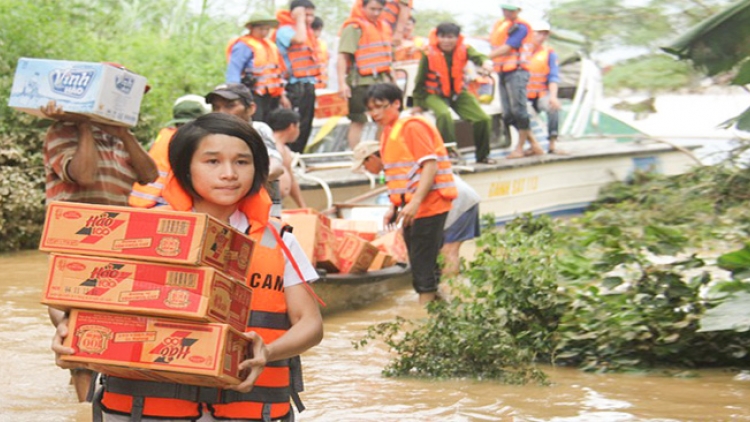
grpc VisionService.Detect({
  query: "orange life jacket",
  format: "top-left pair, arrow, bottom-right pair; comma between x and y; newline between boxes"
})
315,38 -> 329,89
227,35 -> 285,97
527,45 -> 552,99
274,10 -> 321,79
381,116 -> 457,206
341,2 -> 393,77
380,0 -> 412,31
424,29 -> 467,99
489,18 -> 533,73
128,127 -> 176,208
393,35 -> 426,62
100,179 -> 306,421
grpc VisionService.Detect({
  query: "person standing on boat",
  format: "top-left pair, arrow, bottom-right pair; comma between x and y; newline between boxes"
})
274,0 -> 321,153
412,22 -> 496,164
363,83 -> 457,305
129,94 -> 210,208
381,0 -> 413,46
488,2 -> 544,158
338,0 -> 394,150
527,20 -> 563,154
312,16 -> 330,89
226,11 -> 290,123
205,83 -> 286,217
352,141 -> 480,277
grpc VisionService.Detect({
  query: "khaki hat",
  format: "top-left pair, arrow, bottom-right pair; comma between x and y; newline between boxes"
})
500,1 -> 521,11
167,95 -> 209,126
246,11 -> 279,27
351,140 -> 381,171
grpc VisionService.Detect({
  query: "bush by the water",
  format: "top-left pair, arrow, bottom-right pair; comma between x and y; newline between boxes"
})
358,154 -> 750,382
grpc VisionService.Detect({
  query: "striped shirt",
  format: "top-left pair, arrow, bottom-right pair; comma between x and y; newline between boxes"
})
44,122 -> 138,205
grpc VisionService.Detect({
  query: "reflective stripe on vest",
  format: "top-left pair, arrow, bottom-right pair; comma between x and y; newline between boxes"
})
381,0 -> 400,30
128,127 -> 176,208
381,116 -> 457,206
227,36 -> 285,97
274,11 -> 321,80
425,30 -> 467,98
527,46 -> 552,99
343,17 -> 393,77
489,18 -> 534,73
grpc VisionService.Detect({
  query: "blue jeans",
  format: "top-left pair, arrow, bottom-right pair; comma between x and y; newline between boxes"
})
498,69 -> 530,130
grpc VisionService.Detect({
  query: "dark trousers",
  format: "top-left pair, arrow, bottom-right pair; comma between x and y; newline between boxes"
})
252,94 -> 281,123
403,212 -> 448,294
286,82 -> 316,153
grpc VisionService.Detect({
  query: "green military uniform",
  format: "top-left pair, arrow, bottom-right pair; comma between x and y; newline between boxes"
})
413,45 -> 492,162
339,25 -> 392,123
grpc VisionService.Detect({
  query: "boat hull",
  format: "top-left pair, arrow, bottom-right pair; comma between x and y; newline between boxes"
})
313,264 -> 412,315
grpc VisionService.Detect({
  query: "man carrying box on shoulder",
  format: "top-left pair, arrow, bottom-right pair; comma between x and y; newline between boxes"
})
41,63 -> 158,403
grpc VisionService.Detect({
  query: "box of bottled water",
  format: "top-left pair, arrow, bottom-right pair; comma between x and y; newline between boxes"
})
8,58 -> 148,127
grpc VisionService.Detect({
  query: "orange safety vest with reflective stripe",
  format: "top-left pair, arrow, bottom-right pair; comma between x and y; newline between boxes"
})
315,38 -> 329,89
340,17 -> 393,77
274,10 -> 321,79
227,35 -> 286,97
380,0 -> 412,31
101,179 -> 305,421
527,45 -> 552,99
489,18 -> 533,73
128,127 -> 176,208
424,29 -> 467,99
381,116 -> 457,206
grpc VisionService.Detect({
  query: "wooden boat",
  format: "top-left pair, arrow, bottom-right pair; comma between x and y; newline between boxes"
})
314,263 -> 411,316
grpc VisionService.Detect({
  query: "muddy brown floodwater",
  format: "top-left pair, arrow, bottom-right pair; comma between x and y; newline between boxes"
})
1,250 -> 749,421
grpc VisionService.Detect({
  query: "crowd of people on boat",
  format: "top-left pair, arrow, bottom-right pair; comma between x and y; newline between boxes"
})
40,0 -> 562,420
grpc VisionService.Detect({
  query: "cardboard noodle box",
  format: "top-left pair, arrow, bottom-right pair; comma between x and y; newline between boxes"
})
39,202 -> 255,282
8,58 -> 148,127
313,90 -> 349,119
43,254 -> 252,331
62,309 -> 249,388
336,234 -> 380,274
330,218 -> 379,242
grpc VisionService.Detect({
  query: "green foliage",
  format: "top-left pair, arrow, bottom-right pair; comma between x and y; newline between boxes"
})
603,54 -> 696,93
359,159 -> 750,381
355,215 -> 560,384
411,8 -> 456,36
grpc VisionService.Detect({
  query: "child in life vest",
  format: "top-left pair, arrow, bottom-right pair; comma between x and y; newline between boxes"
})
52,113 -> 323,422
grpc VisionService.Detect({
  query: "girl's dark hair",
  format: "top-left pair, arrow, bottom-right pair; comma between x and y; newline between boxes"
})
169,112 -> 269,200
364,83 -> 405,112
362,0 -> 386,6
436,22 -> 461,37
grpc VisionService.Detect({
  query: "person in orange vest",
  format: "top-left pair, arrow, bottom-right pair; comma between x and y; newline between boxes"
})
362,83 -> 457,305
412,22 -> 496,164
226,11 -> 290,122
52,113 -> 324,422
274,0 -> 321,154
311,16 -> 329,89
527,20 -> 563,154
488,2 -> 544,159
128,95 -> 209,208
393,16 -> 427,62
381,0 -> 412,46
338,0 -> 394,149
352,140 -> 480,277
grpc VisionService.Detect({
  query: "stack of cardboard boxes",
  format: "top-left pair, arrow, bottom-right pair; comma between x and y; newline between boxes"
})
280,208 -> 408,274
40,202 -> 257,388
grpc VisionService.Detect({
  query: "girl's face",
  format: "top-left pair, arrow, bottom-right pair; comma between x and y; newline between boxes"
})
190,134 -> 254,208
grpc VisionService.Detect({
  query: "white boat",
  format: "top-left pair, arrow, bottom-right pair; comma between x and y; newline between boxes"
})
287,53 -> 702,224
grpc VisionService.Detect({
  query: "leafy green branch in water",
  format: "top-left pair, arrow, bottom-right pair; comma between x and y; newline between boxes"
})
357,151 -> 750,383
